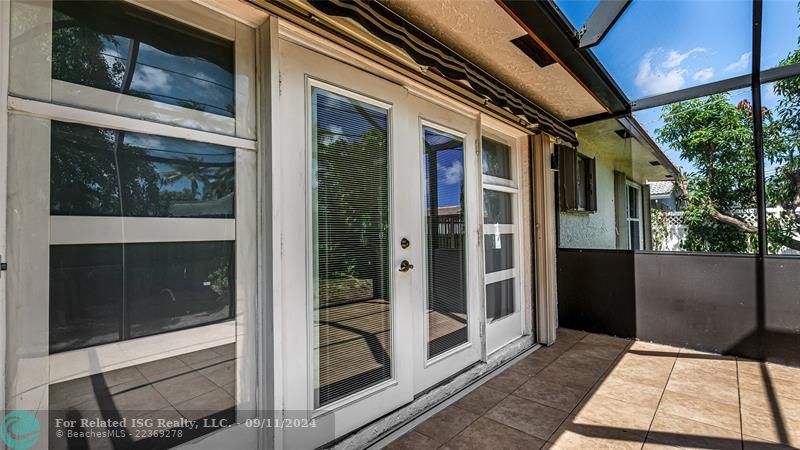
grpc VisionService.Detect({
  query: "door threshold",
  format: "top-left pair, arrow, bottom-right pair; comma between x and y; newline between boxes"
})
328,335 -> 539,450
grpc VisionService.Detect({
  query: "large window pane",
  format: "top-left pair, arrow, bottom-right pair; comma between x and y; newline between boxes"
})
312,87 -> 391,406
50,241 -> 235,352
762,78 -> 800,255
50,244 -> 123,353
482,136 -> 512,179
424,126 -> 468,359
51,121 -> 235,218
52,0 -> 235,117
127,241 -> 235,337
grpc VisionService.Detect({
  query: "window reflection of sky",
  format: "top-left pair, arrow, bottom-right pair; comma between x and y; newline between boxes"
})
424,128 -> 465,210
53,1 -> 235,117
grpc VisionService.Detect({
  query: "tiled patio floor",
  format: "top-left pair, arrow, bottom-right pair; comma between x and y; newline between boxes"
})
387,329 -> 800,449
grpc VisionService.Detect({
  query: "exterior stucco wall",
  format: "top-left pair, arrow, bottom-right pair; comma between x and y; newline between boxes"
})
559,153 -> 618,249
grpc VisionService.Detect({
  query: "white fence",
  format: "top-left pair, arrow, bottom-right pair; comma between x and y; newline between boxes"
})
656,208 -> 800,255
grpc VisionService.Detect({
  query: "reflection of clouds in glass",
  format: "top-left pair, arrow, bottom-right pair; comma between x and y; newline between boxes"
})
321,125 -> 344,145
132,65 -> 170,92
441,159 -> 464,185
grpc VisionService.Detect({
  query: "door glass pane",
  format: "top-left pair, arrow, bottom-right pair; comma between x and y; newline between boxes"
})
486,278 -> 515,322
483,189 -> 513,224
424,126 -> 469,359
52,0 -> 235,117
482,136 -> 511,179
484,233 -> 514,273
312,87 -> 391,407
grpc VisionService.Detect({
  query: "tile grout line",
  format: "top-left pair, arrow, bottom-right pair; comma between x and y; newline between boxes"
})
640,346 -> 679,450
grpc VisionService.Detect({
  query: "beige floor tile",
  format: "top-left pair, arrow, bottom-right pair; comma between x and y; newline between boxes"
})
616,351 -> 677,371
446,417 -> 546,450
672,357 -> 739,384
580,333 -> 631,349
605,359 -> 673,389
553,351 -> 615,377
647,410 -> 742,450
740,386 -> 800,422
657,390 -> 741,433
556,328 -> 588,344
589,375 -> 665,410
485,395 -> 570,441
739,360 -> 800,385
739,376 -> 800,402
453,385 -> 507,416
385,431 -> 439,450
485,367 -> 530,393
536,363 -> 607,391
510,352 -> 556,376
628,341 -> 682,356
642,441 -> 682,449
414,405 -> 479,444
574,393 -> 655,431
665,366 -> 740,406
567,342 -> 626,362
741,401 -> 800,448
742,434 -> 797,449
676,349 -> 737,375
549,414 -> 647,450
513,378 -> 588,413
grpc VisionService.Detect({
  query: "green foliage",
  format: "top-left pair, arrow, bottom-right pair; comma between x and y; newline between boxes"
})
656,94 -> 760,252
650,208 -> 670,250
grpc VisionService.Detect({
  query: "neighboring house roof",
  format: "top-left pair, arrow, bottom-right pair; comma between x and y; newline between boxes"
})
649,181 -> 676,197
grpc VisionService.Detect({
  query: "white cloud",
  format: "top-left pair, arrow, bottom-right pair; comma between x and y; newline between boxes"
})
723,52 -> 751,72
662,48 -> 706,69
635,50 -> 687,96
693,67 -> 714,82
441,160 -> 464,185
132,65 -> 170,92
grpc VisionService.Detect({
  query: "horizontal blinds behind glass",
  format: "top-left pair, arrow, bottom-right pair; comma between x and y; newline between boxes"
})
423,127 -> 469,359
312,88 -> 392,407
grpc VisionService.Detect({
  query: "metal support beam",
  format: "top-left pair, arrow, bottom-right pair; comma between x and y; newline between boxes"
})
578,0 -> 631,49
631,62 -> 800,111
752,0 -> 768,258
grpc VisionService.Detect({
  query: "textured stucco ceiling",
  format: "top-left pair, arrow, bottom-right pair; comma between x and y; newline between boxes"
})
381,0 -> 607,121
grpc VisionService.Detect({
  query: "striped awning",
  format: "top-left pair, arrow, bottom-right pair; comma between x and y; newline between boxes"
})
307,0 -> 578,144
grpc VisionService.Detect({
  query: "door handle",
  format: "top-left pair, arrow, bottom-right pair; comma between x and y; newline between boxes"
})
398,260 -> 414,272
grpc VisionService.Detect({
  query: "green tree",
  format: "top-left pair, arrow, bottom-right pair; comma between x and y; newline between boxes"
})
656,91 -> 800,253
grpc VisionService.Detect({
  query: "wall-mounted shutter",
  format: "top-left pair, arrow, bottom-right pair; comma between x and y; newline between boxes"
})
558,145 -> 577,211
587,157 -> 597,212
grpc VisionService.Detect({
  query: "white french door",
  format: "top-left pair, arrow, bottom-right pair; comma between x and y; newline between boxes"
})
278,41 -> 525,447
409,96 -> 483,393
278,41 -> 416,449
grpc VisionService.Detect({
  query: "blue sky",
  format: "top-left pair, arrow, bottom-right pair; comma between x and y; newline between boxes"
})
556,0 -> 800,174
